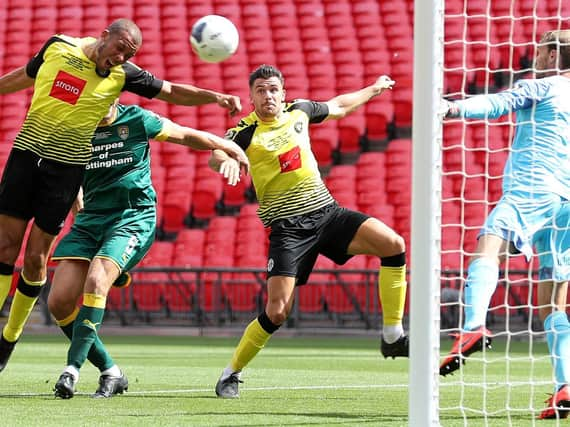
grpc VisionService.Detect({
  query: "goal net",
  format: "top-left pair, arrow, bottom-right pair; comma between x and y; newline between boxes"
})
436,0 -> 570,424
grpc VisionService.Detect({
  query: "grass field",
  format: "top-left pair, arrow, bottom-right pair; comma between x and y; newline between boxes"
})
0,332 -> 558,426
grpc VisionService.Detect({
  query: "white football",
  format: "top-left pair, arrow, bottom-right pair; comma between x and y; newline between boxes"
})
190,15 -> 239,63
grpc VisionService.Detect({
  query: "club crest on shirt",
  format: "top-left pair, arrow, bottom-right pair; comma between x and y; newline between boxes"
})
294,121 -> 303,133
118,126 -> 129,140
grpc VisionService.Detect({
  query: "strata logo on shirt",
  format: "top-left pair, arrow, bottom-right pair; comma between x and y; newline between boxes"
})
279,145 -> 301,173
49,70 -> 87,105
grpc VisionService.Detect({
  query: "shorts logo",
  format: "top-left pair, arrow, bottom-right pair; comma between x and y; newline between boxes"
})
118,126 -> 129,140
267,258 -> 274,272
278,145 -> 301,173
49,70 -> 87,105
121,235 -> 139,262
294,121 -> 303,133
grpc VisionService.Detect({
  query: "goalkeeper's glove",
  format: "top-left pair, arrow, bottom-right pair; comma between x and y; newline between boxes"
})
442,100 -> 461,118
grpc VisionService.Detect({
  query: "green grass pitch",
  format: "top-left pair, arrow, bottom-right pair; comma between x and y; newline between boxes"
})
0,333 -> 555,426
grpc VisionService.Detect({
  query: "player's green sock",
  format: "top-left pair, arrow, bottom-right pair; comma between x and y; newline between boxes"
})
230,312 -> 279,372
379,254 -> 407,342
0,263 -> 14,310
67,293 -> 106,370
3,273 -> 45,342
56,307 -> 115,371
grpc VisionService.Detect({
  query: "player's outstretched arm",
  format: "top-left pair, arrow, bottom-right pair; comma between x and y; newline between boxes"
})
324,75 -> 395,120
0,66 -> 35,94
155,80 -> 241,116
164,121 -> 249,176
208,149 -> 242,186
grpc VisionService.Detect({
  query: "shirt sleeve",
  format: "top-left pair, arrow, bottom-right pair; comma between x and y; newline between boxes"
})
121,62 -> 164,99
456,79 -> 547,119
224,121 -> 256,151
26,36 -> 62,78
288,99 -> 330,123
141,108 -> 168,140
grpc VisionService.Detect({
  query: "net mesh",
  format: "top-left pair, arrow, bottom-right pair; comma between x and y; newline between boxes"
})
439,0 -> 569,423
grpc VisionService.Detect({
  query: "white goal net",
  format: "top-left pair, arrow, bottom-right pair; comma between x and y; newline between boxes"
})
431,0 -> 570,425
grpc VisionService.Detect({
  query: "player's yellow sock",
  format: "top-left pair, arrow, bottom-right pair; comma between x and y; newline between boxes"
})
379,253 -> 407,329
230,312 -> 279,372
3,273 -> 45,342
0,263 -> 15,310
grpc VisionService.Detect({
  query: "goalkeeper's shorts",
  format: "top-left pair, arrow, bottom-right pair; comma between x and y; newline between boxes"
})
480,191 -> 565,262
533,201 -> 570,282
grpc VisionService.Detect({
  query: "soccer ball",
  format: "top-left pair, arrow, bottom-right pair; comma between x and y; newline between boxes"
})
190,15 -> 239,63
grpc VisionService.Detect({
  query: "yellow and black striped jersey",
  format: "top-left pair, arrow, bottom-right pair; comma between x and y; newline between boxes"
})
226,100 -> 334,226
14,34 -> 163,165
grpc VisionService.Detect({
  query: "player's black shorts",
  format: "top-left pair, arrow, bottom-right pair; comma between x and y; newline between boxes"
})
267,202 -> 369,285
0,148 -> 85,235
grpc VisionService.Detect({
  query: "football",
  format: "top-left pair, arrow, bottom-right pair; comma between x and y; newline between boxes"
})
190,15 -> 239,63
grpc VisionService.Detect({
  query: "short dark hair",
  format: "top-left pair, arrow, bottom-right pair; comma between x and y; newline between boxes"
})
107,19 -> 143,46
540,30 -> 570,70
249,64 -> 284,88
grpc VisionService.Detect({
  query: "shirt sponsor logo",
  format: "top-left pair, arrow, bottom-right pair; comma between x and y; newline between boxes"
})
278,145 -> 302,173
49,70 -> 87,105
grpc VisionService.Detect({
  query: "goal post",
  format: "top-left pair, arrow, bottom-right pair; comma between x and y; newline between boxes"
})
410,0 -> 570,425
409,0 -> 444,425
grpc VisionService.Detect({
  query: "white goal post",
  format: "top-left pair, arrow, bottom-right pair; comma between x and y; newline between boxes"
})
409,0 -> 443,425
410,0 -> 570,425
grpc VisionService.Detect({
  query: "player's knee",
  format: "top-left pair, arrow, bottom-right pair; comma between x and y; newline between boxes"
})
47,287 -> 78,320
381,233 -> 405,258
22,251 -> 48,276
0,238 -> 22,265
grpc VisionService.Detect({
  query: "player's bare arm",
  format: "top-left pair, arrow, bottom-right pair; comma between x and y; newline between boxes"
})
155,81 -> 242,116
0,66 -> 35,94
208,149 -> 242,186
164,122 -> 249,175
325,75 -> 395,120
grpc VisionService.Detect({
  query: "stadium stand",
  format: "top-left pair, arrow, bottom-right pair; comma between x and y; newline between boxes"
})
2,0 -> 554,327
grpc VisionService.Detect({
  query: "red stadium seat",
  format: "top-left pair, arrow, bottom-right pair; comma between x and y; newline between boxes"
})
225,254 -> 265,312
162,190 -> 192,233
191,177 -> 223,221
132,242 -> 174,312
300,256 -> 332,313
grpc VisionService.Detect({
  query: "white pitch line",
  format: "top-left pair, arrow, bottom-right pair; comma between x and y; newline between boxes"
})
4,383 -> 409,397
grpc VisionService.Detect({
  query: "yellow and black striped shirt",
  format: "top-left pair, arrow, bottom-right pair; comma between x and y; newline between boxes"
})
14,34 -> 163,165
226,100 -> 334,226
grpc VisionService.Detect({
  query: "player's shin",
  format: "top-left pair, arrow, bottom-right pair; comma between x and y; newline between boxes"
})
56,306 -> 115,371
2,273 -> 45,342
229,312 -> 280,374
544,311 -> 570,390
463,257 -> 499,331
67,293 -> 106,370
0,263 -> 15,310
379,253 -> 407,343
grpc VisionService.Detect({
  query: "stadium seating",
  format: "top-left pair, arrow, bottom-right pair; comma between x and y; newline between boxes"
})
3,0 -> 563,323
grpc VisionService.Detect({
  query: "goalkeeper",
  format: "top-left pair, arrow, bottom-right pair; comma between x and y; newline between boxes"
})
439,28 -> 570,398
209,64 -> 408,399
48,100 -> 248,399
